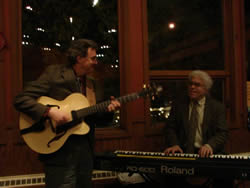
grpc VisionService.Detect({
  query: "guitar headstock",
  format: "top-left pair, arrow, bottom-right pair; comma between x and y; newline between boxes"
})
139,83 -> 163,98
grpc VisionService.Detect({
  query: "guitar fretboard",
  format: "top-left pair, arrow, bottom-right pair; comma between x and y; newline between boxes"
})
77,92 -> 141,117
0,170 -> 117,187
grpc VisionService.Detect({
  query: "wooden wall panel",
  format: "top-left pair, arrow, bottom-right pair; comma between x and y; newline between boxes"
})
144,135 -> 166,152
95,137 -> 131,152
229,129 -> 250,154
0,0 -> 45,177
0,63 -> 6,145
230,0 -> 247,129
247,82 -> 250,107
0,0 -> 6,145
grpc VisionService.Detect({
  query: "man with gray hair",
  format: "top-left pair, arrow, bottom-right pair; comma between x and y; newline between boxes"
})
162,70 -> 231,187
164,70 -> 229,157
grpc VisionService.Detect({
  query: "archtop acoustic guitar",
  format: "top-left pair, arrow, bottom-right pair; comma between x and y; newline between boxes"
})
19,84 -> 161,154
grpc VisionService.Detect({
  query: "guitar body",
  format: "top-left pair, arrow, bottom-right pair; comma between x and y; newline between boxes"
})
19,93 -> 90,154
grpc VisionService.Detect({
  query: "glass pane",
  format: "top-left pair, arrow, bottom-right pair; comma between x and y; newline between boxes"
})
147,0 -> 224,70
22,0 -> 120,128
150,79 -> 224,124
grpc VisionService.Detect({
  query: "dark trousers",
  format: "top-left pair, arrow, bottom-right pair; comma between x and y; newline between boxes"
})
41,135 -> 94,188
44,163 -> 92,188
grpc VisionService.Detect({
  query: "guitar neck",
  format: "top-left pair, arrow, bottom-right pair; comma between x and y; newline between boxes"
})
76,92 -> 141,118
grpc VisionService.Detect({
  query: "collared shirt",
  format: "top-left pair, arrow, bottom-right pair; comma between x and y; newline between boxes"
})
189,97 -> 206,148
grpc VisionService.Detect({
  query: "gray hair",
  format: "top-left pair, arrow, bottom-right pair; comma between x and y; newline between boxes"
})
188,70 -> 213,90
67,39 -> 98,65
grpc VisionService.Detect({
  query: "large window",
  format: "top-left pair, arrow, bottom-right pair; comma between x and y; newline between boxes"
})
147,0 -> 226,125
147,0 -> 224,70
22,0 -> 120,127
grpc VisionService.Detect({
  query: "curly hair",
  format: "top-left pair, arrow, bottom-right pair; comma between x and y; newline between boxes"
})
188,70 -> 213,90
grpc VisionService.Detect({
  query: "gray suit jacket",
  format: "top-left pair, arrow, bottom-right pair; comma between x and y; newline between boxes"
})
165,96 -> 229,154
14,64 -> 96,165
14,64 -> 81,121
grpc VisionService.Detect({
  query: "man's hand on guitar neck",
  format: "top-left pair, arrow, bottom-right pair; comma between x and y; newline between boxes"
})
47,107 -> 71,128
107,96 -> 120,112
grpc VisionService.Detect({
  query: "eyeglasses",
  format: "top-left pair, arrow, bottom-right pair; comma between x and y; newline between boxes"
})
88,56 -> 97,61
188,81 -> 204,87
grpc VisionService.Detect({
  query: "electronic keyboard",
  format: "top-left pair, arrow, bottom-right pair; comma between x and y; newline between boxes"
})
94,150 -> 250,180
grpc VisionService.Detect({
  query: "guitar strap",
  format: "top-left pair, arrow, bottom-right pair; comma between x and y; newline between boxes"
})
20,104 -> 60,135
47,131 -> 66,147
20,116 -> 47,135
20,111 -> 68,147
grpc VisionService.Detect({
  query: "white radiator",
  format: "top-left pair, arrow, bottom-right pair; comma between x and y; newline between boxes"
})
0,170 -> 117,187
